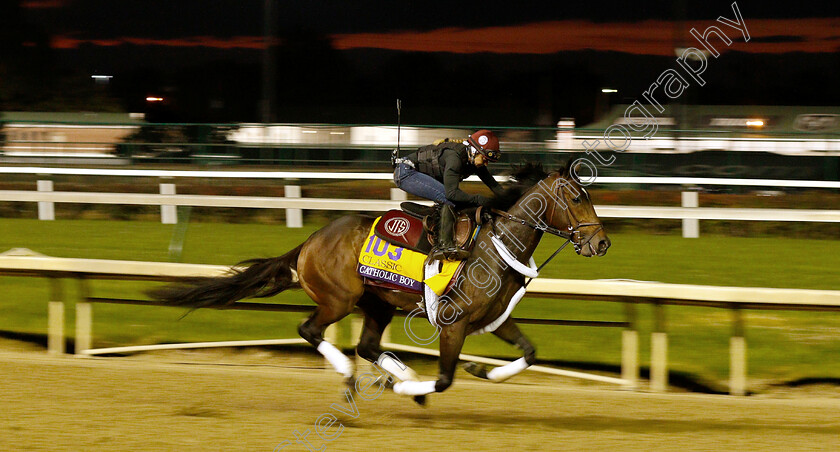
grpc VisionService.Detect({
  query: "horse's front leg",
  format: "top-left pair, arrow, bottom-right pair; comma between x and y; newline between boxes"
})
464,318 -> 535,383
393,318 -> 468,396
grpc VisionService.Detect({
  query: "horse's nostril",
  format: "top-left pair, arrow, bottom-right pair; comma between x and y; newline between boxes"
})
597,239 -> 610,254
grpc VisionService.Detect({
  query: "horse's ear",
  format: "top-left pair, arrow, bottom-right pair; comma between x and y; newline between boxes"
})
560,158 -> 586,184
558,159 -> 570,176
571,159 -> 582,180
560,158 -> 578,178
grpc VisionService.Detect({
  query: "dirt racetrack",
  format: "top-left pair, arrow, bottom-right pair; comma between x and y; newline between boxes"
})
2,340 -> 840,452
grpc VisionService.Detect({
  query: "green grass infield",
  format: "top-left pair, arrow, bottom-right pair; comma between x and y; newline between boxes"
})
2,217 -> 840,390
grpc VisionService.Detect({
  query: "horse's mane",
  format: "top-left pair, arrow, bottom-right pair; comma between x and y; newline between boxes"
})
488,162 -> 552,210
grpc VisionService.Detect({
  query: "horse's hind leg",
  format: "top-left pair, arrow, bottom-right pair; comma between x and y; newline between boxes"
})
463,318 -> 534,383
295,214 -> 370,382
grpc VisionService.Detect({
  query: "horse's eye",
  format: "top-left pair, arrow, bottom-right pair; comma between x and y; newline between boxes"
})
572,196 -> 582,205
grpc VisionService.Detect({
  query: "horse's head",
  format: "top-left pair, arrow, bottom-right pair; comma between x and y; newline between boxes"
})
493,161 -> 610,257
542,161 -> 611,257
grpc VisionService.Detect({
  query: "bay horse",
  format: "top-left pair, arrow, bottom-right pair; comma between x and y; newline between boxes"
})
149,161 -> 610,401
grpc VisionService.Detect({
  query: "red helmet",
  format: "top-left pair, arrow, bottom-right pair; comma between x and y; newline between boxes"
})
468,130 -> 501,162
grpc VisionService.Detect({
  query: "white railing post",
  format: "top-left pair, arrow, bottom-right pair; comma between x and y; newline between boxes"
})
47,278 -> 64,355
682,190 -> 699,238
160,181 -> 177,224
650,303 -> 668,392
37,179 -> 55,220
75,279 -> 92,355
621,303 -> 639,390
554,118 -> 575,150
285,185 -> 302,228
729,308 -> 747,396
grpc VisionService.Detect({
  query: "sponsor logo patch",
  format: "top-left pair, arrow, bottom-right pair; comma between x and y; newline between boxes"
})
384,217 -> 410,236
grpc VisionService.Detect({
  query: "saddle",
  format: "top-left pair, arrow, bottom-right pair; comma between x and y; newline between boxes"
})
374,202 -> 481,255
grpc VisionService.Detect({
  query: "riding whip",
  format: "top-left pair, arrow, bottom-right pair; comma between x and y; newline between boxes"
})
391,99 -> 402,166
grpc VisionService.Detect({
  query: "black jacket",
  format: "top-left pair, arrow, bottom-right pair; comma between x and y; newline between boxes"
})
406,141 -> 504,205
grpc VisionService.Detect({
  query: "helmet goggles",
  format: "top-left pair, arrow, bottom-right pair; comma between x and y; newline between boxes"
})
468,138 -> 501,162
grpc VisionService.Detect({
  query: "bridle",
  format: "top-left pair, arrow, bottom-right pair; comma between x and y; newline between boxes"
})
489,173 -> 603,264
546,178 -> 604,256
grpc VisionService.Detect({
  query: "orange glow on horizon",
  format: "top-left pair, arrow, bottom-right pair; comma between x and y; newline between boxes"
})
50,35 -> 267,50
332,18 -> 840,55
21,0 -> 65,8
47,18 -> 839,55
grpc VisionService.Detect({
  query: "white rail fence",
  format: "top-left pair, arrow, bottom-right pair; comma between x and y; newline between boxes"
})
1,168 -> 839,237
3,252 -> 840,396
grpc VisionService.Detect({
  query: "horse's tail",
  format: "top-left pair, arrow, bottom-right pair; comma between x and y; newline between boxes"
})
147,244 -> 303,311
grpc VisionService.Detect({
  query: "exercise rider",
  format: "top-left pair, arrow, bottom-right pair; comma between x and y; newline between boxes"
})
393,129 -> 504,260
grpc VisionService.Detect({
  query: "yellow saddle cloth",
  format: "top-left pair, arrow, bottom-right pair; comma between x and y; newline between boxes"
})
358,217 -> 461,296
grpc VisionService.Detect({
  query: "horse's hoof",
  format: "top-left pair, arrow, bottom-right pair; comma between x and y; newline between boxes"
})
413,395 -> 427,406
344,375 -> 356,390
463,362 -> 489,379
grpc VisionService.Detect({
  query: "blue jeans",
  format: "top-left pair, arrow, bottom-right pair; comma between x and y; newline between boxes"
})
393,163 -> 454,206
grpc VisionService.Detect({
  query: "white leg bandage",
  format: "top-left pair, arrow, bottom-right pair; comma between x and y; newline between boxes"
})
317,341 -> 353,378
393,380 -> 437,396
486,357 -> 530,383
377,354 -> 420,382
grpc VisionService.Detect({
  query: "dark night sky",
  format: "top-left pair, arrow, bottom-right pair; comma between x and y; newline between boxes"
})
7,1 -> 840,124
21,1 -> 840,53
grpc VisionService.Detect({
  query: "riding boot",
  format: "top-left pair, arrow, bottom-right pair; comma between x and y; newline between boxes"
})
430,204 -> 470,261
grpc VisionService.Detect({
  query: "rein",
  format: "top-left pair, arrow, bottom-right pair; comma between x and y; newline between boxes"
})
487,208 -> 570,283
487,178 -> 604,280
457,174 -> 605,336
489,207 -> 602,255
490,208 -> 573,240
